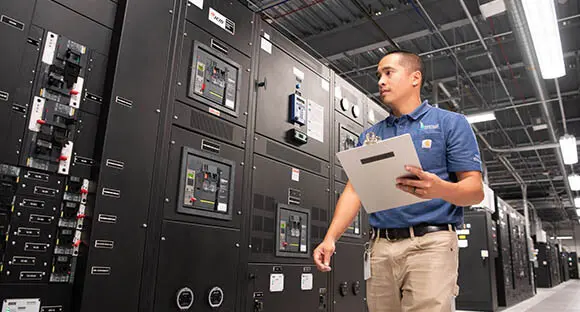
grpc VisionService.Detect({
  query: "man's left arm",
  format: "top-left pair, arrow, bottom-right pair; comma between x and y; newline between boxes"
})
396,114 -> 484,206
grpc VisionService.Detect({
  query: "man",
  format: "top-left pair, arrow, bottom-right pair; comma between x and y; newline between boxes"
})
313,50 -> 484,312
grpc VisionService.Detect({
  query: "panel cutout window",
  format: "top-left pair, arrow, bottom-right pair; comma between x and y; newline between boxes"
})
177,146 -> 235,221
188,41 -> 241,117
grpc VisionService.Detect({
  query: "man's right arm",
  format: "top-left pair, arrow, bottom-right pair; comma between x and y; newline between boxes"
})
313,180 -> 362,272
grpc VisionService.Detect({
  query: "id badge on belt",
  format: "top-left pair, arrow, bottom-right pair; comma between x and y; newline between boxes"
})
364,242 -> 371,280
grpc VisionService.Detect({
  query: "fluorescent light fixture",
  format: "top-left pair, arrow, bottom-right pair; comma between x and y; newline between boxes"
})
466,111 -> 496,124
480,0 -> 506,19
532,124 -> 548,131
556,236 -> 573,240
559,134 -> 578,165
570,174 -> 580,191
575,197 -> 580,208
521,0 -> 566,79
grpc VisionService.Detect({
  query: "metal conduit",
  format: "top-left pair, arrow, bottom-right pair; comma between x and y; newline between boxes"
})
505,0 -> 575,207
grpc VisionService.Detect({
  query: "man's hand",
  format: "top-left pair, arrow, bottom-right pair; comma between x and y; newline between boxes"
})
313,239 -> 335,272
396,165 -> 447,199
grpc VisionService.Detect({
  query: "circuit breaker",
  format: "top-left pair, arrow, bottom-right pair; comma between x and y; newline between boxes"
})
20,31 -> 88,175
276,204 -> 310,258
188,41 -> 241,117
177,147 -> 235,221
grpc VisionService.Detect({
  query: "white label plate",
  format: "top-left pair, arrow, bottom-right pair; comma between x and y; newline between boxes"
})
208,8 -> 235,35
334,86 -> 342,99
261,33 -> 272,54
42,32 -> 58,65
69,77 -> 84,108
269,273 -> 284,292
456,229 -> 470,235
29,97 -> 45,132
291,168 -> 300,182
307,100 -> 324,143
293,67 -> 305,81
301,273 -> 313,291
217,203 -> 227,212
321,79 -> 329,91
458,240 -> 468,248
189,0 -> 203,9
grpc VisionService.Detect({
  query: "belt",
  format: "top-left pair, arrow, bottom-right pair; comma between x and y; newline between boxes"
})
371,224 -> 455,241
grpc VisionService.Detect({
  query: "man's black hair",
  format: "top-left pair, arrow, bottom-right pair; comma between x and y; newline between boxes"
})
383,49 -> 425,89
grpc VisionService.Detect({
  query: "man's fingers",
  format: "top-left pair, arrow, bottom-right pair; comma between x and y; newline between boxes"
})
313,247 -> 332,272
396,178 -> 426,188
405,165 -> 426,179
396,184 -> 425,198
323,248 -> 332,267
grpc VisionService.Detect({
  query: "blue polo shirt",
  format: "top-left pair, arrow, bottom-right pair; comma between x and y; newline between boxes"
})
357,100 -> 482,228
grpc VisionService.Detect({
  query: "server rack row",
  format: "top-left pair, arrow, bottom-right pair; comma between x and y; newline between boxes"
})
0,1 -> 390,311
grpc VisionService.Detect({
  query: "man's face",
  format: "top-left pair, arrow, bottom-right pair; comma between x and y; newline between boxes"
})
376,54 -> 419,106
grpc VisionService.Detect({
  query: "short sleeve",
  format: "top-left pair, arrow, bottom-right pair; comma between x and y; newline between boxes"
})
356,131 -> 365,147
446,114 -> 482,172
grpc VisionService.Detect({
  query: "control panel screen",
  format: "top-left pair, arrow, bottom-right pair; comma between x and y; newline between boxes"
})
177,147 -> 235,221
276,204 -> 310,258
188,41 -> 241,117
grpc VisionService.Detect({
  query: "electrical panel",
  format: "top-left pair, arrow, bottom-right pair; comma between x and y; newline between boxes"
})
247,264 -> 328,312
255,25 -> 331,162
332,242 -> 366,312
456,209 -> 498,312
188,41 -> 241,117
568,252 -> 579,279
249,154 -> 329,264
334,183 -> 365,240
177,147 -> 235,221
19,32 -> 88,175
276,204 -> 311,258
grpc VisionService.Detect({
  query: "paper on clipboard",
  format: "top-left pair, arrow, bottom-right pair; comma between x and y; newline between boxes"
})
336,133 -> 428,213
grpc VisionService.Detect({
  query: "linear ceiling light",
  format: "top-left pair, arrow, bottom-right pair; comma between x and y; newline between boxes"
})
569,174 -> 580,191
556,236 -> 573,240
466,111 -> 496,124
521,0 -> 566,79
559,134 -> 578,165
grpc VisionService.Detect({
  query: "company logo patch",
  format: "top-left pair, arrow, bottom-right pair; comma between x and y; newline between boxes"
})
422,139 -> 432,149
420,121 -> 439,130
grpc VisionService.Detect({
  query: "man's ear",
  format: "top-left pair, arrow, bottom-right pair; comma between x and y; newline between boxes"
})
412,71 -> 422,87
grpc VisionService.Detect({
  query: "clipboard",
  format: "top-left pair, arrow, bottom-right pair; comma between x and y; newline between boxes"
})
336,133 -> 429,213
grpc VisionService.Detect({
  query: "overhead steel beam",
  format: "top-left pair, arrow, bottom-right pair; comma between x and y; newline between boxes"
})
338,13 -> 580,76
369,50 -> 579,96
324,18 -> 473,62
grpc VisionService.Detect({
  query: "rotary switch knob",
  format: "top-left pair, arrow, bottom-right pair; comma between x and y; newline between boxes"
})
352,104 -> 361,118
340,98 -> 350,111
352,281 -> 361,295
208,286 -> 224,308
176,287 -> 194,311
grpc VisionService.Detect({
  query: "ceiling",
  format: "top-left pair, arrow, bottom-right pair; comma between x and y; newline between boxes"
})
247,0 -> 580,227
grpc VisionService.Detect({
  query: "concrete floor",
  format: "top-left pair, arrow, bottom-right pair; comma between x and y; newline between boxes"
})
502,280 -> 580,312
458,279 -> 580,312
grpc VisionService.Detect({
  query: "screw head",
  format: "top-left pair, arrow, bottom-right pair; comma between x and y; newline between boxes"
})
161,237 -> 166,241
165,198 -> 170,203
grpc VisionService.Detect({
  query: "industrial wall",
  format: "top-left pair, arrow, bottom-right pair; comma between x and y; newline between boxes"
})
0,1 -> 386,311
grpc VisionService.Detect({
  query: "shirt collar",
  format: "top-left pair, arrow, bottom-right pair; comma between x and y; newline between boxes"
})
386,100 -> 431,126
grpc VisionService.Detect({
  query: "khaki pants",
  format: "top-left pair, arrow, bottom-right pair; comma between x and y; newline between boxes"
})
366,229 -> 459,312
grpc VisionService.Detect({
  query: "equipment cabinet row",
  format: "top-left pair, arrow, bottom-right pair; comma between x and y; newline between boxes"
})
455,195 -> 535,312
0,0 -> 389,311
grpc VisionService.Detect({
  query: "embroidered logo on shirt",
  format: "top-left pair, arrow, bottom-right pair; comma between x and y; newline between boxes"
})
422,139 -> 432,149
420,121 -> 439,130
